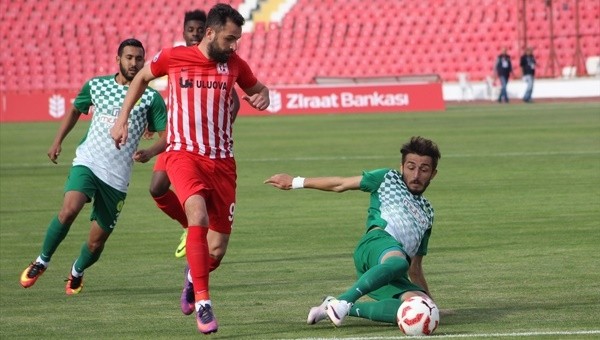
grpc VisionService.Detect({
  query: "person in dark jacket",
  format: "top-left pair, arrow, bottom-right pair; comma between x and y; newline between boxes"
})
520,47 -> 536,103
495,48 -> 514,103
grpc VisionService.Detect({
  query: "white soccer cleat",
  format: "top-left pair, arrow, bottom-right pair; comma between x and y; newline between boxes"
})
307,296 -> 335,325
326,298 -> 352,327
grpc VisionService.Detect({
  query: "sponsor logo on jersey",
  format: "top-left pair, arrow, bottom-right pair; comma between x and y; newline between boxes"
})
98,107 -> 120,124
179,78 -> 227,90
217,63 -> 229,74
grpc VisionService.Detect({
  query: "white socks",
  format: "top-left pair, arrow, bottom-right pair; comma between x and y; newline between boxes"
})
71,262 -> 83,277
196,300 -> 212,311
35,256 -> 49,268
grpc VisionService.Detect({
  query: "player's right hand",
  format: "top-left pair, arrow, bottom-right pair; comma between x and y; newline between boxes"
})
47,144 -> 61,164
110,121 -> 129,150
264,173 -> 293,190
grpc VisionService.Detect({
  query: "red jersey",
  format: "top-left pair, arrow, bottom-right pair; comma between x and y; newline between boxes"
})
150,46 -> 257,158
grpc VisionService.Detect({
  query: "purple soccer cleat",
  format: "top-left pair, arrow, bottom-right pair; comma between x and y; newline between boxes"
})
180,265 -> 195,315
196,303 -> 218,334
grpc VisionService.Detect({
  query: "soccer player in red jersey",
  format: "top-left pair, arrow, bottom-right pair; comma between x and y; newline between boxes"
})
147,9 -> 241,260
110,4 -> 269,334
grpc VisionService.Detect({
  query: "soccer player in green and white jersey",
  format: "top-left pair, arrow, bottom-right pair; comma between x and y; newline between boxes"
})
264,136 -> 441,327
19,38 -> 167,295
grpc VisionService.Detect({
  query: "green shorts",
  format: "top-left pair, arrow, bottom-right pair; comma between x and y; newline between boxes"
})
64,165 -> 126,233
353,228 -> 425,301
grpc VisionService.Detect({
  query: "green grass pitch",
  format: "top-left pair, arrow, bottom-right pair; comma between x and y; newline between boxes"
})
1,101 -> 599,339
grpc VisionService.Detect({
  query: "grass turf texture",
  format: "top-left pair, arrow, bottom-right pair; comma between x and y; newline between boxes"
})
1,101 -> 599,339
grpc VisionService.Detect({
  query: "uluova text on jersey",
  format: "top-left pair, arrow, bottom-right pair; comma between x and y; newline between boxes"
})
179,78 -> 228,90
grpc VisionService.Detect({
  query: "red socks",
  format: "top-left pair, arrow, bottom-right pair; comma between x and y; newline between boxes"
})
209,257 -> 222,272
153,190 -> 187,228
187,226 -> 210,301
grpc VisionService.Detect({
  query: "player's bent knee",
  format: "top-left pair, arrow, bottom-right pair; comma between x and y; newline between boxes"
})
149,172 -> 171,197
58,210 -> 79,225
149,187 -> 167,198
149,182 -> 170,197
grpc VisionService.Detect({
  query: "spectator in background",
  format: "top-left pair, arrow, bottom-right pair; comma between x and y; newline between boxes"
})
520,47 -> 536,103
495,48 -> 513,103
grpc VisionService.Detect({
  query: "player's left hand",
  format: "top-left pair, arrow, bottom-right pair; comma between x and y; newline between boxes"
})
243,93 -> 269,111
133,149 -> 152,163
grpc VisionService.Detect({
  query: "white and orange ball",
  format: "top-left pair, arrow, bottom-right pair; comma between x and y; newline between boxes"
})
397,296 -> 440,336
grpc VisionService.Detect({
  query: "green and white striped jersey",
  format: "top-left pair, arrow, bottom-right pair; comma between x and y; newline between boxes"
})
72,75 -> 167,192
360,168 -> 434,258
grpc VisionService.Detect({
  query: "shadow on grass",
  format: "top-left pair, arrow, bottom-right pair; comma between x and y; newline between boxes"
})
440,299 -> 600,327
215,318 -> 398,339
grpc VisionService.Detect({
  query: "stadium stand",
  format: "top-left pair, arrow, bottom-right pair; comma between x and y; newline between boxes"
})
1,0 -> 598,91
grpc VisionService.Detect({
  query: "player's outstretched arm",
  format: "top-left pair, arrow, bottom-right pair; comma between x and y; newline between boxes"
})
264,174 -> 361,192
241,81 -> 269,111
110,65 -> 156,149
48,107 -> 83,164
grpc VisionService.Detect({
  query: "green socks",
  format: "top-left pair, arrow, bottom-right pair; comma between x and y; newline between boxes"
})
39,216 -> 103,275
73,243 -> 103,273
351,298 -> 402,324
40,216 -> 71,262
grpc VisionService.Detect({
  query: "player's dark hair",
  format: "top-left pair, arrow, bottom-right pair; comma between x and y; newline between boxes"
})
206,3 -> 245,31
184,9 -> 207,27
117,38 -> 144,57
401,136 -> 441,170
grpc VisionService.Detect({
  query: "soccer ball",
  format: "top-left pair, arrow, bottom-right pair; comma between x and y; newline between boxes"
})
397,296 -> 440,336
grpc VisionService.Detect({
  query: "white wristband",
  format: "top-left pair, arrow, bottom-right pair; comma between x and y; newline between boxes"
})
291,176 -> 305,189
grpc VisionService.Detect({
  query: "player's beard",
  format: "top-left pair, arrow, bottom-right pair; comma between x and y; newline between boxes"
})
119,63 -> 138,82
208,40 -> 231,64
404,177 -> 432,196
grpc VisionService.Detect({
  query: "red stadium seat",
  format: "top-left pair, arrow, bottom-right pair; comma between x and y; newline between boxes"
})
4,0 -> 599,89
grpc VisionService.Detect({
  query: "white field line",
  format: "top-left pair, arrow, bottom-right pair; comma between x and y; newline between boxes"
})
295,329 -> 600,339
1,150 -> 598,169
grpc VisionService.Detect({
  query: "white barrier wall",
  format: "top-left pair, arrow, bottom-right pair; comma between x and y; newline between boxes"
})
444,76 -> 600,102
